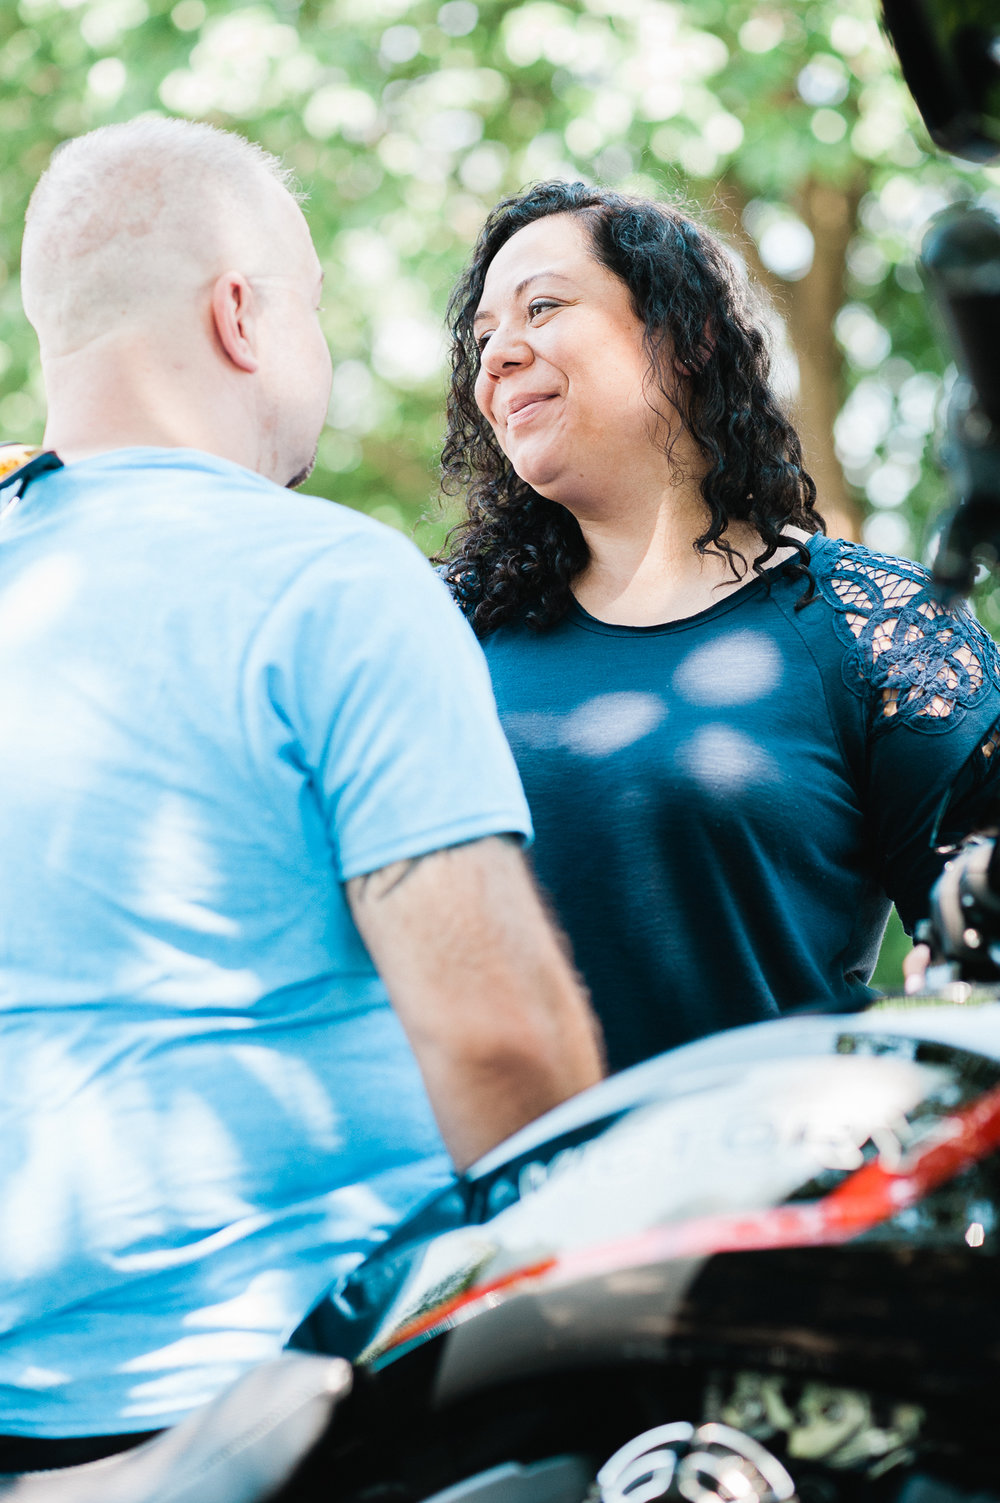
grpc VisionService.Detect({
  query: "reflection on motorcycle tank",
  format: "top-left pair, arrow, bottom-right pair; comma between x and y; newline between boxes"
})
327,1001 -> 999,1417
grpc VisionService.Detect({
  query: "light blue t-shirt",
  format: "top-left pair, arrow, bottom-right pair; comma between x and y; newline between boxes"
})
0,449 -> 531,1436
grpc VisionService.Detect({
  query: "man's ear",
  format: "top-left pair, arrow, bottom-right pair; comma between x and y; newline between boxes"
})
211,272 -> 259,374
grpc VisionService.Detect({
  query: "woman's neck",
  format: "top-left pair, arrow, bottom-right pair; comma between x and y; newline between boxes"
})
571,501 -> 808,628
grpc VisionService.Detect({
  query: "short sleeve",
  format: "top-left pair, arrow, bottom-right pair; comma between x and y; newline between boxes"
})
931,714 -> 1000,848
818,541 -> 1000,930
243,523 -> 532,880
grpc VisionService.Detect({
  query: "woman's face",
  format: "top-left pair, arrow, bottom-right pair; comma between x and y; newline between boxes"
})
472,213 -> 677,515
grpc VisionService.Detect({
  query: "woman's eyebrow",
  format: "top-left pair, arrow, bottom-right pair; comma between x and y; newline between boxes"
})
473,270 -> 576,327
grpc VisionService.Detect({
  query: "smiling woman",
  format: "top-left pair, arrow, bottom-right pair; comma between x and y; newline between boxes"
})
439,181 -> 1000,1072
469,217 -> 672,518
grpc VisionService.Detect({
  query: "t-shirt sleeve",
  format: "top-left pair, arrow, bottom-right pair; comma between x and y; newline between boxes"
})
868,708 -> 1000,933
245,524 -> 532,880
932,716 -> 1000,849
819,545 -> 1000,932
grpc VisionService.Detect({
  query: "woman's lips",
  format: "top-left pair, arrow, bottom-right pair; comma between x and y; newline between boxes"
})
506,394 -> 557,428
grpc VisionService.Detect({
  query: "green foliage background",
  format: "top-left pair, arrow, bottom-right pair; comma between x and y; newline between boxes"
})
3,0 -> 1000,559
2,0 -> 1000,987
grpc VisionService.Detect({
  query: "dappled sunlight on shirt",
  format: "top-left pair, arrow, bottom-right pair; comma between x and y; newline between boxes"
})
671,627 -> 784,706
0,449 -> 530,1433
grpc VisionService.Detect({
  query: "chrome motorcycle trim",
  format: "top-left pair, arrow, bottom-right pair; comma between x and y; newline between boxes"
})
597,1421 -> 797,1503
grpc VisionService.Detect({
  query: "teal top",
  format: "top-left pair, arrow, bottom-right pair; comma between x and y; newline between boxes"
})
480,535 -> 1000,1073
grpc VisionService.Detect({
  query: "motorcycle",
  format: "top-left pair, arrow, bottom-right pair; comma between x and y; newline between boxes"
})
7,992 -> 997,1503
286,993 -> 1000,1503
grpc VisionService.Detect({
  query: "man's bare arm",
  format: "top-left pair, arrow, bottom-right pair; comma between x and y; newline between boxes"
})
347,835 -> 604,1171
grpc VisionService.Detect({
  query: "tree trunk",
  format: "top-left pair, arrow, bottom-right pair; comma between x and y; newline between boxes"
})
716,176 -> 862,541
786,180 -> 862,541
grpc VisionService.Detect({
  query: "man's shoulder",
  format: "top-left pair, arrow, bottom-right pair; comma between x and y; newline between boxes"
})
60,446 -> 425,572
172,455 -> 444,612
27,448 -> 445,638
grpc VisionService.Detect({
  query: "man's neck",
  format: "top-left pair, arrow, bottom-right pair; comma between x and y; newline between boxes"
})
40,348 -> 260,477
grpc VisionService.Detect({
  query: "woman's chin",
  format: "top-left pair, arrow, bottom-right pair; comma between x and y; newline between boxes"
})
511,464 -> 573,507
506,452 -> 597,517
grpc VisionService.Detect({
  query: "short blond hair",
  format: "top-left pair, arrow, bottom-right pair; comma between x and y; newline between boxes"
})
22,116 -> 302,351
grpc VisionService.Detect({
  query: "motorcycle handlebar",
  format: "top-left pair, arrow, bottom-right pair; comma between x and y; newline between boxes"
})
917,832 -> 1000,979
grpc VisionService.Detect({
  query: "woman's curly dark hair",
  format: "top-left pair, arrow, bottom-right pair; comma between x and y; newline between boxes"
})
438,180 -> 823,635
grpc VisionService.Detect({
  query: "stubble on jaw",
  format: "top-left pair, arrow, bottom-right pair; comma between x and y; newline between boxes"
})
285,448 -> 318,490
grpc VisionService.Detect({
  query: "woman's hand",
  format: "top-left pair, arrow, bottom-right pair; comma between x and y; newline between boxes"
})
903,943 -> 932,995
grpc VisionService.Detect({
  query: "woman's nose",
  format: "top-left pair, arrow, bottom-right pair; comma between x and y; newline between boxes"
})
479,323 -> 532,377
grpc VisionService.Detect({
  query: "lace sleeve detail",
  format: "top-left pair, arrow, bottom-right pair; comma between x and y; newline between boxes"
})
818,540 -> 1000,737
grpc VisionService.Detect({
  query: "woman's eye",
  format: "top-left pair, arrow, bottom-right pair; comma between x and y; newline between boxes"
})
475,331 -> 493,353
528,299 -> 559,319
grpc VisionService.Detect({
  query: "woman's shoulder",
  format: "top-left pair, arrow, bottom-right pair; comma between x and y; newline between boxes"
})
805,532 -> 934,626
799,534 -> 1000,738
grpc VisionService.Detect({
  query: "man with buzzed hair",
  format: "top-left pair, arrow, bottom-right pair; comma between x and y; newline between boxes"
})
0,118 -> 602,1461
21,119 -> 329,491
